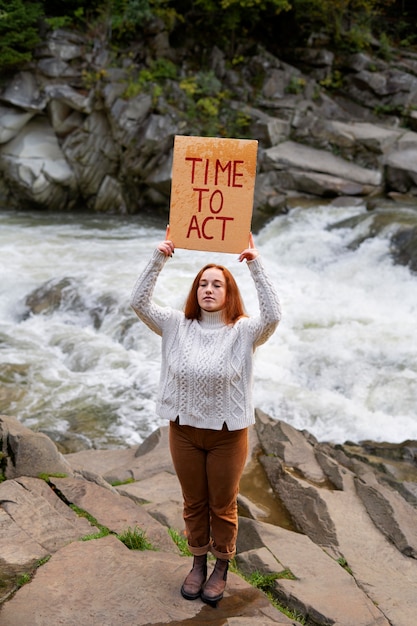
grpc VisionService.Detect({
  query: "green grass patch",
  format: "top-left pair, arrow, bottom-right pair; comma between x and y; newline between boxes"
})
247,569 -> 296,592
38,473 -> 68,481
337,556 -> 353,575
244,569 -> 305,624
70,504 -> 110,540
14,556 -> 52,591
110,477 -> 135,487
168,528 -> 192,556
117,526 -> 154,551
71,505 -> 154,550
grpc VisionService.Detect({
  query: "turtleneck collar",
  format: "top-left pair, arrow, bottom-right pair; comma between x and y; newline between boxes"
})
199,309 -> 226,328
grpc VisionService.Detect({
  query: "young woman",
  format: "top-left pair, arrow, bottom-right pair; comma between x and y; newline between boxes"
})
130,228 -> 281,606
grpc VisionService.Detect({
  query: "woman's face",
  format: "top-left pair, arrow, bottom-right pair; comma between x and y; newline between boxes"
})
197,267 -> 227,312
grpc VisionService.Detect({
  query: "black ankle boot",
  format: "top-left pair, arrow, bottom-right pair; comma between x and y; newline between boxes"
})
181,554 -> 207,600
201,559 -> 229,607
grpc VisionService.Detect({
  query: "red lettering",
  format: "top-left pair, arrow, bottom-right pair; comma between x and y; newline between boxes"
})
202,217 -> 214,239
232,160 -> 244,187
185,215 -> 234,241
209,189 -> 223,214
185,157 -> 203,184
186,215 -> 201,239
186,156 -> 246,187
193,188 -> 210,212
204,159 -> 210,185
215,159 -> 231,186
216,216 -> 234,240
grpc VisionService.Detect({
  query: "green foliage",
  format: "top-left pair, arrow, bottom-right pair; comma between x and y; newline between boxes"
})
319,69 -> 343,90
173,0 -> 291,52
110,477 -> 135,486
81,528 -> 111,540
285,75 -> 306,94
14,556 -> 51,592
373,103 -> 404,116
378,31 -> 393,61
291,0 -> 388,50
38,473 -> 68,481
16,572 -> 32,588
117,526 -> 154,550
246,569 -> 305,623
337,556 -> 353,575
108,0 -> 153,40
0,0 -> 43,71
168,528 -> 192,556
248,569 -> 297,592
178,69 -> 235,136
123,57 -> 177,100
71,504 -> 111,540
81,68 -> 108,89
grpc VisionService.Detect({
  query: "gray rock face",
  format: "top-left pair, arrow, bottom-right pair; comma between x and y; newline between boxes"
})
1,412 -> 417,624
2,28 -> 417,224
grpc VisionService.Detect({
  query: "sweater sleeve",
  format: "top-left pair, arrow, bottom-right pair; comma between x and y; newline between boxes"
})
246,256 -> 281,348
130,249 -> 172,336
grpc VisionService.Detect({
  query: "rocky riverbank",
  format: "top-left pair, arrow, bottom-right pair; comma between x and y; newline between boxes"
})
1,410 -> 417,625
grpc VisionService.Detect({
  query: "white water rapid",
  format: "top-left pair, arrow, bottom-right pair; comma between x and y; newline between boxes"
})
1,205 -> 416,448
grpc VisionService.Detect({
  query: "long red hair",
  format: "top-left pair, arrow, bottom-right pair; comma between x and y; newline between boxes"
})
184,264 -> 247,324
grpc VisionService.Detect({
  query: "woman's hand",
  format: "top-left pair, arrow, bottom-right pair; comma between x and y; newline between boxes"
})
157,225 -> 175,257
238,233 -> 259,262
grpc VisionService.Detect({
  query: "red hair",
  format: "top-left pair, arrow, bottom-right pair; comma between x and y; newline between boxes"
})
184,264 -> 247,324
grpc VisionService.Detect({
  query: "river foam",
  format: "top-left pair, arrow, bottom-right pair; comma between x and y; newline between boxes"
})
1,206 -> 416,447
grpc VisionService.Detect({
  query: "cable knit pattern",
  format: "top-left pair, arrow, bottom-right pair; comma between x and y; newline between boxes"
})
130,249 -> 281,430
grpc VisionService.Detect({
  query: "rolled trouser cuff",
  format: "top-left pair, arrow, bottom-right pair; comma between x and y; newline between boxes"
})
211,544 -> 235,560
188,540 -> 211,556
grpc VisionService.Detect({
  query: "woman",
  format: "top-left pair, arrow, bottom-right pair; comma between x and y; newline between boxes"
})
130,227 -> 281,606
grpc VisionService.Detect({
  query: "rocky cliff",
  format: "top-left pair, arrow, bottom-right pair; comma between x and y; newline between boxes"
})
1,27 -> 417,219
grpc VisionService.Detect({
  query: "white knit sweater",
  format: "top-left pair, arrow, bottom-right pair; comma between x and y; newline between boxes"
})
130,249 -> 281,430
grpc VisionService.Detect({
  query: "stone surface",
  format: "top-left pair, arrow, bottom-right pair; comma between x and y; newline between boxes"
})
237,519 -> 389,626
0,414 -> 73,479
264,141 -> 382,186
1,412 -> 417,625
0,536 -> 292,625
2,28 -> 417,248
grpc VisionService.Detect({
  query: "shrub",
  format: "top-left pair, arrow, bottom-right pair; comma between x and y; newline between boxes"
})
0,0 -> 43,71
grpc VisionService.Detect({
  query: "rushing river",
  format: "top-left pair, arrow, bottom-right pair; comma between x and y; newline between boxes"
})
0,205 -> 416,449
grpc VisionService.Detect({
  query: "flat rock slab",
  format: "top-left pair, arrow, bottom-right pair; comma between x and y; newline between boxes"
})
264,140 -> 382,185
0,478 -> 93,554
51,476 -> 178,553
237,518 -> 389,626
0,536 -> 292,625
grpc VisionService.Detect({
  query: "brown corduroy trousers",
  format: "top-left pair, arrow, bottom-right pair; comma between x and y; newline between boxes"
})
169,419 -> 248,560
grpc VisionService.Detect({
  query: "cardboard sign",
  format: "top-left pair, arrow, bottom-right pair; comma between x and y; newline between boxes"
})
169,135 -> 258,253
